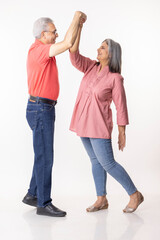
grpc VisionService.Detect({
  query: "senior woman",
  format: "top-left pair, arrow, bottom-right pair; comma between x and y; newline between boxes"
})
69,23 -> 144,213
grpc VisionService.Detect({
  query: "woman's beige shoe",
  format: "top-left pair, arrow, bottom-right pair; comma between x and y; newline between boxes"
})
123,192 -> 144,213
86,202 -> 109,212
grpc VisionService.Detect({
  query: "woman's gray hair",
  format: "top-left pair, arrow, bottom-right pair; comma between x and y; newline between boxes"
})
33,17 -> 54,39
103,39 -> 122,74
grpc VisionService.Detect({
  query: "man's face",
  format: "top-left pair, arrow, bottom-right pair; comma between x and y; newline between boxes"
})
42,23 -> 58,44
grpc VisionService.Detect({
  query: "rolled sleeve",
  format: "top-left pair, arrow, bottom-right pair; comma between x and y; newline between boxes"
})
112,75 -> 129,125
69,50 -> 95,73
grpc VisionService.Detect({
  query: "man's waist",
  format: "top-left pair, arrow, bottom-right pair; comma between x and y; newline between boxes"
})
29,95 -> 57,106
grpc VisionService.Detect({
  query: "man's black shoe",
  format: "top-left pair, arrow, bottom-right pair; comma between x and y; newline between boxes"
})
37,203 -> 67,217
22,193 -> 37,207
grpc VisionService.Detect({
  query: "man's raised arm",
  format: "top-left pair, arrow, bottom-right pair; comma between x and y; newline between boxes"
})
49,11 -> 87,57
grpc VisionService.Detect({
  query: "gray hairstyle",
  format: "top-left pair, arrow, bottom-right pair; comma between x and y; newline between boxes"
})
33,17 -> 54,39
103,39 -> 122,74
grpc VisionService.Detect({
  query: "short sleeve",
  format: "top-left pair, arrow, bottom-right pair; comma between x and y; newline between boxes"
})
33,44 -> 52,65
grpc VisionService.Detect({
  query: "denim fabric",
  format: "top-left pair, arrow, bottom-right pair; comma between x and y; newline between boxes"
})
26,98 -> 55,207
81,137 -> 137,196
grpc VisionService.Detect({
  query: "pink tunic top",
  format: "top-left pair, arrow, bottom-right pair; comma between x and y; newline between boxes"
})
69,51 -> 129,139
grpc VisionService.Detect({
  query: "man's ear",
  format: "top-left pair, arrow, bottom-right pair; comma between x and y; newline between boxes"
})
41,31 -> 45,39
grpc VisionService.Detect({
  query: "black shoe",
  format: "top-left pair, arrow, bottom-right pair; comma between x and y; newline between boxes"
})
37,203 -> 67,217
22,193 -> 37,207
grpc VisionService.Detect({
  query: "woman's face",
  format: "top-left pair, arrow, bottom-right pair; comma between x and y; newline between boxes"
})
97,41 -> 109,63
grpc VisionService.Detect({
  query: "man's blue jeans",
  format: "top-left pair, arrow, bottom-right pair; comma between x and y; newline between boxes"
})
81,137 -> 137,196
26,99 -> 55,207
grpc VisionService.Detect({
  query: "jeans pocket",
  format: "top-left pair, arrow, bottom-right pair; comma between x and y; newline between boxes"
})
43,103 -> 54,112
26,103 -> 37,112
26,110 -> 37,130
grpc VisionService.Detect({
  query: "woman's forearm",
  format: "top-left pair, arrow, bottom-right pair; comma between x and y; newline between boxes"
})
118,125 -> 126,134
118,125 -> 126,151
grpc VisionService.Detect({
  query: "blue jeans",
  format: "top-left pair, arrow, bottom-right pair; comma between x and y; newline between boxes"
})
81,137 -> 137,196
26,99 -> 55,207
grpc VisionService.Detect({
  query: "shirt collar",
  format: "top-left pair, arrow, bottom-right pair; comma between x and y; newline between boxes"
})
35,39 -> 45,45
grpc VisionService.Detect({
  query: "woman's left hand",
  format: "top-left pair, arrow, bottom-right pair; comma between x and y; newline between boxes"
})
118,132 -> 126,151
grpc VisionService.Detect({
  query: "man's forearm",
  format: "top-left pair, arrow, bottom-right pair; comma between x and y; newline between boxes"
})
70,26 -> 82,53
64,11 -> 83,47
49,11 -> 85,57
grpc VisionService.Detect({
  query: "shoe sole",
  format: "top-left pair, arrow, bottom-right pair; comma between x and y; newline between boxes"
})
36,211 -> 66,217
22,199 -> 37,207
86,204 -> 109,212
123,194 -> 144,213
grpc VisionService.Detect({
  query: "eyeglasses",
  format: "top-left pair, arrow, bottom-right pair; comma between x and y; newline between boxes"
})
45,30 -> 58,35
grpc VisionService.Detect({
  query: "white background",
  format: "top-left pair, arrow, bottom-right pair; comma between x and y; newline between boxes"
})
0,0 -> 160,204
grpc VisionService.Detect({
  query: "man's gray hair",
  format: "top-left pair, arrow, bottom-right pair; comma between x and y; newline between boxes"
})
103,39 -> 122,74
33,17 -> 54,39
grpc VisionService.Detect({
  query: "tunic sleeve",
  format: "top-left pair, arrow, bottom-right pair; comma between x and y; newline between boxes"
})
112,75 -> 129,125
69,50 -> 95,73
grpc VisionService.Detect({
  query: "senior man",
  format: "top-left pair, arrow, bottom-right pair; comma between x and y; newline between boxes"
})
22,11 -> 87,217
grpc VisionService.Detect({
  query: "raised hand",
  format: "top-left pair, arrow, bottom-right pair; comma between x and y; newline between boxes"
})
75,11 -> 87,27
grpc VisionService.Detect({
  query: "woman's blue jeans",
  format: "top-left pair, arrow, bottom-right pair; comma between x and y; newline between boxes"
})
26,99 -> 55,207
80,137 -> 137,196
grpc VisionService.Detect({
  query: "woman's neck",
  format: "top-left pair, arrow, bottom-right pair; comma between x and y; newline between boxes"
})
99,60 -> 109,72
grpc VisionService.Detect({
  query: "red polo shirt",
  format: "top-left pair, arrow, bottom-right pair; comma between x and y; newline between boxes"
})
27,39 -> 59,100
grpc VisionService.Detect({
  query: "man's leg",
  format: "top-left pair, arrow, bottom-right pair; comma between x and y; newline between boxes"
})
24,100 -> 66,216
32,104 -> 55,207
34,103 -> 66,217
28,161 -> 37,197
23,100 -> 38,207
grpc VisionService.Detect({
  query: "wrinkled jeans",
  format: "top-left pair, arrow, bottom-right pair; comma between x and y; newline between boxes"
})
81,137 -> 137,196
26,98 -> 55,207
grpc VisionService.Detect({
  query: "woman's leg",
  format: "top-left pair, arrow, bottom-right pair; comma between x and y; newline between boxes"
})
90,138 -> 137,196
80,137 -> 107,197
